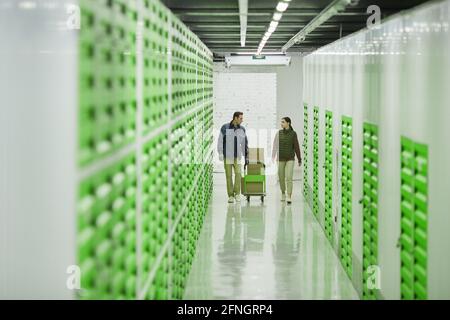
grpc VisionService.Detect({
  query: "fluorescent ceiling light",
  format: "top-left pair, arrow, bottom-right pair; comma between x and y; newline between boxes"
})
273,13 -> 282,21
256,0 -> 291,54
19,1 -> 37,9
276,2 -> 289,12
239,0 -> 248,47
270,21 -> 279,28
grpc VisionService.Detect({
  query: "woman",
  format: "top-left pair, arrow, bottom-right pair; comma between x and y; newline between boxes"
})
272,117 -> 302,204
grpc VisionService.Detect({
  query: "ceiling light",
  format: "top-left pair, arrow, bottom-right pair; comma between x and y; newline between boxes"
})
273,13 -> 282,21
276,1 -> 289,12
270,21 -> 279,28
255,0 -> 291,54
19,1 -> 37,9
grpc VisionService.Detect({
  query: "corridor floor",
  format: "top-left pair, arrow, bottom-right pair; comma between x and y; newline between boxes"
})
183,173 -> 359,300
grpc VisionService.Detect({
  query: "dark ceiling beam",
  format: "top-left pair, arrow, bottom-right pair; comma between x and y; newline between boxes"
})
205,41 -> 332,48
196,31 -> 348,37
186,24 -> 364,32
180,17 -> 368,24
202,38 -> 339,43
203,45 -> 329,50
170,8 -> 387,17
212,47 -> 317,51
187,21 -> 365,26
162,0 -> 431,56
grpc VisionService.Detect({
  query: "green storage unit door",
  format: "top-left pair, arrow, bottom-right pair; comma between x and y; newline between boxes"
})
303,104 -> 309,199
78,0 -> 138,166
141,132 -> 169,292
142,0 -> 169,135
400,137 -> 428,300
362,122 -> 379,300
76,0 -> 214,300
145,252 -> 169,300
313,107 -> 320,217
77,154 -> 137,299
340,116 -> 353,279
325,111 -> 333,244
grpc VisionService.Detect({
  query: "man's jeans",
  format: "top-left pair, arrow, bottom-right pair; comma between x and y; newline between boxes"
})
224,158 -> 241,197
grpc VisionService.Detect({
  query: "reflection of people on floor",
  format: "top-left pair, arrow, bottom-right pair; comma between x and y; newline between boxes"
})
272,204 -> 302,299
216,203 -> 246,298
242,202 -> 266,252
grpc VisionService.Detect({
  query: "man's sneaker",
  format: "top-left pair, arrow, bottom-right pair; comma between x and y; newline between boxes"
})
287,195 -> 292,204
281,194 -> 286,202
228,196 -> 235,203
235,194 -> 241,202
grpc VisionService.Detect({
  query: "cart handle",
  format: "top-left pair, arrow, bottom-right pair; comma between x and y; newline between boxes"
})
244,162 -> 266,173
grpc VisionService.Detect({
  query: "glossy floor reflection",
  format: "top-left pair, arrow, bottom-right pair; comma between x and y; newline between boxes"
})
184,174 -> 359,300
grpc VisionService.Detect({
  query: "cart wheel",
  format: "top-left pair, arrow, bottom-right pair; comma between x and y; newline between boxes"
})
261,196 -> 264,203
247,196 -> 250,202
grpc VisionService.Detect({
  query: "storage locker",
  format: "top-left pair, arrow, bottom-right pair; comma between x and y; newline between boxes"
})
303,0 -> 450,300
76,0 -> 214,299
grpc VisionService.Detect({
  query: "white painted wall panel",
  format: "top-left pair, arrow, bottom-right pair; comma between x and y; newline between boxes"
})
213,72 -> 277,173
0,1 -> 78,299
303,0 -> 450,300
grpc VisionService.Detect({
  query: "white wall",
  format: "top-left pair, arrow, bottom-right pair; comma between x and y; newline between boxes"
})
275,55 -> 304,126
213,72 -> 277,173
213,54 -> 304,179
214,55 -> 303,125
0,1 -> 77,299
303,0 -> 450,300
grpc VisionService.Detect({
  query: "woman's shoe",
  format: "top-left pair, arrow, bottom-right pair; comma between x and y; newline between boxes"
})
281,194 -> 286,202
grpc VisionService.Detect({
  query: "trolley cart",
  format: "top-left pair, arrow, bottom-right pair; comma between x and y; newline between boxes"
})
241,163 -> 266,203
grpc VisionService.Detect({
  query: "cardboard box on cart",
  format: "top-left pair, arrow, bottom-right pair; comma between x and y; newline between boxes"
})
242,148 -> 265,195
248,148 -> 265,164
247,163 -> 264,175
247,147 -> 265,175
242,180 -> 265,194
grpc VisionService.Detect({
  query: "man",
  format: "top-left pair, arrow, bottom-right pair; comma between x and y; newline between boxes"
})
217,112 -> 249,203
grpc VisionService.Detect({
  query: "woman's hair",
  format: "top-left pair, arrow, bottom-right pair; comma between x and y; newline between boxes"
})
282,117 -> 293,130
